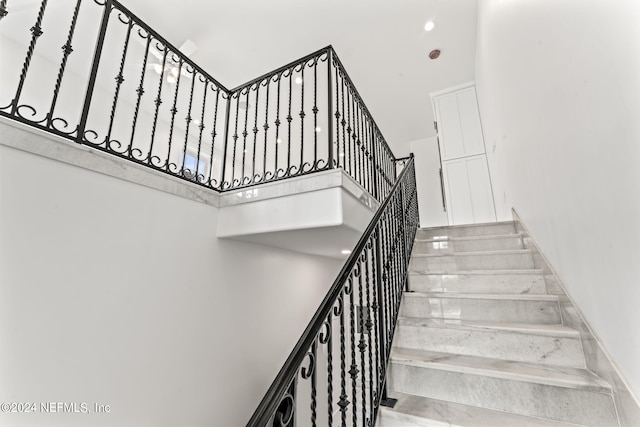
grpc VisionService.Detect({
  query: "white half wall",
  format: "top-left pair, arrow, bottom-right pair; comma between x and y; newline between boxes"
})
409,137 -> 448,228
475,0 -> 640,403
0,142 -> 342,426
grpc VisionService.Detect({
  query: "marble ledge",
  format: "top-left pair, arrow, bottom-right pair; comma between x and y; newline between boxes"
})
217,167 -> 379,212
1,118 -> 379,213
0,118 -> 220,207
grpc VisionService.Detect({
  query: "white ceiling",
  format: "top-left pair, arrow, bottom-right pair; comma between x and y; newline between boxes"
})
116,0 -> 479,155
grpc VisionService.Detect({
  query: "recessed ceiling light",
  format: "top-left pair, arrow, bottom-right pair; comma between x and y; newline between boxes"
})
341,249 -> 351,255
276,138 -> 282,144
315,127 -> 321,132
429,49 -> 441,60
295,77 -> 303,84
424,21 -> 435,31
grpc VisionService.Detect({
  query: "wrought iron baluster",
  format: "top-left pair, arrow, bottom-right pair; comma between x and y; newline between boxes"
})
262,79 -> 270,183
327,49 -> 334,170
325,312 -> 334,427
286,70 -> 293,176
194,77 -> 209,180
332,58 -> 340,169
312,57 -> 318,169
148,43 -> 168,163
251,83 -> 260,183
180,66 -> 197,173
274,74 -> 282,178
299,65 -> 305,173
347,276 -> 358,427
105,15 -> 133,152
231,94 -> 240,186
364,244 -> 375,420
338,291 -> 348,427
241,88 -> 249,184
165,58 -> 183,172
127,32 -> 152,159
339,71 -> 347,171
45,0 -> 81,133
345,82 -> 352,177
10,0 -> 48,116
207,86 -> 221,187
357,256 -> 368,425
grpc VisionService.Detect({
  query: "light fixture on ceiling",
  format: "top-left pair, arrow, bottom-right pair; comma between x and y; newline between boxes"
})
341,249 -> 351,255
295,77 -> 303,85
429,49 -> 441,60
424,21 -> 435,31
315,126 -> 321,132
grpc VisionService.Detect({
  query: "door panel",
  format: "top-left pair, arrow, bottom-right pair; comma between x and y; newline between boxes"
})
443,155 -> 496,225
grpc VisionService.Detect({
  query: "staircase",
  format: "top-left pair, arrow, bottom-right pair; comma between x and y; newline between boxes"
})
377,221 -> 620,427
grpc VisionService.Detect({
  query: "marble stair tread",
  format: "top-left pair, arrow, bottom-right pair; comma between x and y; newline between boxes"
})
408,269 -> 547,294
397,317 -> 580,338
410,250 -> 535,271
404,291 -> 559,301
394,317 -> 586,367
390,348 -> 610,392
412,249 -> 532,258
378,392 -> 587,427
416,221 -> 517,239
415,233 -> 523,243
410,269 -> 544,275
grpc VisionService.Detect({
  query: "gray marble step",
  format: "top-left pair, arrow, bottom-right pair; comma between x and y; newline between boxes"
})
399,292 -> 562,324
410,249 -> 534,272
377,392 -> 588,427
416,221 -> 516,240
393,317 -> 586,368
408,269 -> 547,294
388,348 -> 618,427
412,233 -> 524,255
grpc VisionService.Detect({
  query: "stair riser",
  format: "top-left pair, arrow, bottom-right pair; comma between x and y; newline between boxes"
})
413,236 -> 523,255
408,273 -> 546,294
387,362 -> 618,427
410,252 -> 533,271
417,223 -> 516,239
400,297 -> 561,324
393,325 -> 585,368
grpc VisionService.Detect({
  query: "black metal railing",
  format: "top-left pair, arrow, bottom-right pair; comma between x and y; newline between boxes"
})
247,156 -> 419,427
0,0 -> 396,200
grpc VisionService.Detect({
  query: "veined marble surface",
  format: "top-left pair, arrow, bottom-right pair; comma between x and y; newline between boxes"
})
388,349 -> 617,427
394,317 -> 585,368
377,392 -> 591,427
410,249 -> 534,271
400,292 -> 562,324
408,270 -> 547,294
416,221 -> 517,239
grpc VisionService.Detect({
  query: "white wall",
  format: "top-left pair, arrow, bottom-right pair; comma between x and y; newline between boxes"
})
476,0 -> 640,399
409,137 -> 448,228
0,144 -> 342,426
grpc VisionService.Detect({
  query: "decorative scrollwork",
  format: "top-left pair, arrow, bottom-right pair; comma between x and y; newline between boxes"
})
116,11 -> 131,25
273,393 -> 295,427
49,117 -> 76,135
319,319 -> 332,344
300,349 -> 316,379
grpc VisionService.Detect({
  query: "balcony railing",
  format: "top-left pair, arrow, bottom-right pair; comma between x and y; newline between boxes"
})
0,0 -> 396,200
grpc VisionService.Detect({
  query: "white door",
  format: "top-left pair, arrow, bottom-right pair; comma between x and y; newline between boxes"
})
431,83 -> 496,225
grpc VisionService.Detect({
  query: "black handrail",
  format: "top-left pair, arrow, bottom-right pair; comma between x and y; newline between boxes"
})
246,155 -> 419,426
